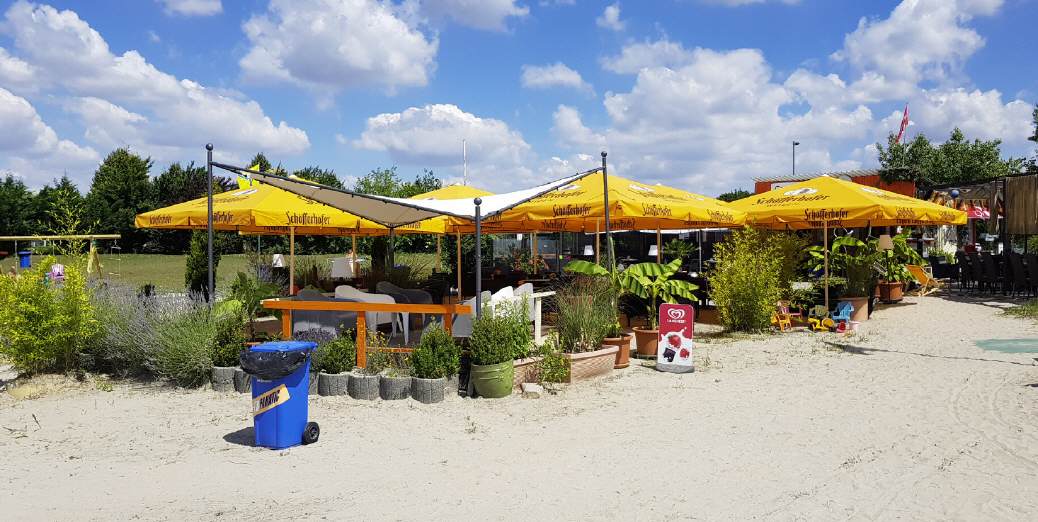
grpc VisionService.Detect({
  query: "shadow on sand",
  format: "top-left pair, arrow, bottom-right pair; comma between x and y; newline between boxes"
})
822,341 -> 1036,367
223,427 -> 255,447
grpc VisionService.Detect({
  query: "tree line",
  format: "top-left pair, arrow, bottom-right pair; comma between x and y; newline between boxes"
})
0,149 -> 443,255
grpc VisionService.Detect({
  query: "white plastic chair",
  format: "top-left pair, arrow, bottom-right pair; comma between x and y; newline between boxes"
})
334,285 -> 408,343
451,291 -> 491,339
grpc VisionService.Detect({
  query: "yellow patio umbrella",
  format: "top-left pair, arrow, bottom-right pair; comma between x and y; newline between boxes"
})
135,182 -> 389,293
431,172 -> 744,265
729,175 -> 967,229
730,175 -> 967,308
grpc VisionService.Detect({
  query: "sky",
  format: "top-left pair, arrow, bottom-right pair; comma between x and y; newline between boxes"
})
0,0 -> 1035,196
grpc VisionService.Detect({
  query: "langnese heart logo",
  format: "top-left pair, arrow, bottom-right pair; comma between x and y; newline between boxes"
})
667,308 -> 685,320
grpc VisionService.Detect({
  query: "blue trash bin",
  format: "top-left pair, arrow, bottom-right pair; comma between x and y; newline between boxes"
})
241,341 -> 319,449
17,251 -> 31,269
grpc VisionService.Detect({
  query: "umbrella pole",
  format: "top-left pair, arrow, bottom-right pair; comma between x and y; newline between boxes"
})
351,234 -> 357,277
205,143 -> 214,306
595,219 -> 600,265
823,221 -> 829,311
656,227 -> 662,263
601,151 -> 613,270
456,232 -> 462,300
289,226 -> 295,296
436,235 -> 442,272
474,198 -> 483,318
532,232 -> 538,274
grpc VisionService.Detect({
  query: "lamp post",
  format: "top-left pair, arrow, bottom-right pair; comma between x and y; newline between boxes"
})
205,143 -> 214,306
792,140 -> 800,176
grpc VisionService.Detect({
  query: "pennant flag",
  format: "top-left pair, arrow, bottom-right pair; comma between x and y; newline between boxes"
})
895,104 -> 910,144
237,164 -> 261,189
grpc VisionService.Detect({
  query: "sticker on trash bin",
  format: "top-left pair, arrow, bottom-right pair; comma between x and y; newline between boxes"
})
252,384 -> 290,416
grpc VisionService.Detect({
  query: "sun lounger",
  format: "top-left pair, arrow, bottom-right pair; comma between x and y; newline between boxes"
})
906,264 -> 942,296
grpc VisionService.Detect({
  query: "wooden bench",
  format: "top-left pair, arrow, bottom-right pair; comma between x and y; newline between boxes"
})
261,298 -> 472,368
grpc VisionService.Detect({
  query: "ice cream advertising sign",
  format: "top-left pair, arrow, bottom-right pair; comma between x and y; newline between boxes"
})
657,303 -> 694,373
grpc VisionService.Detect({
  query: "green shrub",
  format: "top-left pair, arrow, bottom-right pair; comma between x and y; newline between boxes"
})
228,272 -> 280,338
554,277 -> 613,353
709,228 -> 783,332
411,324 -> 461,379
0,258 -> 100,374
469,300 -> 531,365
153,309 -> 216,387
313,334 -> 356,374
537,337 -> 569,389
212,309 -> 246,367
88,284 -> 194,377
185,230 -> 220,301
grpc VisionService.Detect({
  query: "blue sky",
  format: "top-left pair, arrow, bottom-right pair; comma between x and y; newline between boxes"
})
1,0 -> 1035,196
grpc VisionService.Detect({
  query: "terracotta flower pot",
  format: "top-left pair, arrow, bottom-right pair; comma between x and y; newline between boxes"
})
633,327 -> 659,357
878,281 -> 903,303
604,334 -> 633,369
839,296 -> 870,322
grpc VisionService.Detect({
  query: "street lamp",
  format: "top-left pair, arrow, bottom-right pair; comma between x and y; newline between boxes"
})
792,141 -> 800,176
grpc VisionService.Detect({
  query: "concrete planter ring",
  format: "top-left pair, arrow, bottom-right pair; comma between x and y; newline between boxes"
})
410,376 -> 447,404
379,373 -> 412,400
233,367 -> 251,393
347,371 -> 380,400
211,366 -> 236,392
317,372 -> 349,396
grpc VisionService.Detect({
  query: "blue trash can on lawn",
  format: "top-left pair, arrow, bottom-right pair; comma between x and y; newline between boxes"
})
240,341 -> 320,449
17,251 -> 31,269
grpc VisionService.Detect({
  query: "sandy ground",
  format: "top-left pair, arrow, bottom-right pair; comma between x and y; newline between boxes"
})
2,294 -> 1037,521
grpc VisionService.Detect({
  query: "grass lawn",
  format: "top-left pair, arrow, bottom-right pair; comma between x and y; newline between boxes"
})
1,252 -> 441,292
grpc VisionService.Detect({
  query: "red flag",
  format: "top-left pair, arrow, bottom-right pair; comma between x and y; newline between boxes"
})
895,104 -> 909,143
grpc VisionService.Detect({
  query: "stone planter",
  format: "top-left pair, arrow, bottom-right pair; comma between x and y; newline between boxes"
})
512,356 -> 543,391
563,345 -> 619,383
877,281 -> 904,303
347,371 -> 380,400
445,374 -> 460,395
410,376 -> 447,404
604,334 -> 633,369
317,372 -> 349,396
233,367 -> 251,393
211,366 -> 236,392
379,373 -> 411,400
633,327 -> 659,357
470,361 -> 514,398
839,296 -> 870,322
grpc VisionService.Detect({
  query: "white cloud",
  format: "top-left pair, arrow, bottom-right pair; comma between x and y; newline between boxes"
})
353,104 -> 535,190
1,1 -> 309,185
833,0 -> 1002,89
521,63 -> 593,94
147,30 -> 161,43
0,87 -> 99,185
158,0 -> 222,17
0,47 -> 36,94
600,38 -> 696,74
239,0 -> 438,95
420,0 -> 529,31
903,88 -> 1033,155
596,3 -> 625,31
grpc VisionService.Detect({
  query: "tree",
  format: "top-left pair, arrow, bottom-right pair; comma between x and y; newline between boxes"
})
353,167 -> 443,257
185,230 -> 220,301
153,162 -> 209,207
85,149 -> 154,251
292,166 -> 343,189
0,174 -> 34,238
249,152 -> 272,172
354,166 -> 401,196
31,176 -> 83,236
876,128 -> 1021,186
1027,105 -> 1038,172
717,189 -> 751,202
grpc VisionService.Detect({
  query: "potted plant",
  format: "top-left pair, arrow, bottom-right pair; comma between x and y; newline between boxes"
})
315,335 -> 355,396
379,357 -> 411,401
469,301 -> 529,398
348,332 -> 388,400
553,277 -> 618,382
623,259 -> 698,357
409,324 -> 461,404
876,233 -> 925,303
603,320 -> 632,369
809,236 -> 878,322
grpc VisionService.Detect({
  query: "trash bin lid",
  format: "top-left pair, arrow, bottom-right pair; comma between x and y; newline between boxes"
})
251,341 -> 317,352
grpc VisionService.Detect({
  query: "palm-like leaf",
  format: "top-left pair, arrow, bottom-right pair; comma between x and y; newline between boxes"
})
563,259 -> 609,277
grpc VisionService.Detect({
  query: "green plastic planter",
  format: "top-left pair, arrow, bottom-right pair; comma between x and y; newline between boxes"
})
470,361 -> 514,399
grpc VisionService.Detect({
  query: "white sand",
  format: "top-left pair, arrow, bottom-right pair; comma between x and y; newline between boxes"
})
2,294 -> 1037,520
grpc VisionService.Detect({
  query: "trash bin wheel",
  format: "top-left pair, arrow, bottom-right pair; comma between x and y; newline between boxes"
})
302,422 -> 320,445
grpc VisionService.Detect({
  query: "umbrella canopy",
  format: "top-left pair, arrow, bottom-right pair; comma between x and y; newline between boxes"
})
234,162 -> 587,228
396,184 -> 494,234
730,175 -> 967,229
134,182 -> 388,236
433,171 -> 744,233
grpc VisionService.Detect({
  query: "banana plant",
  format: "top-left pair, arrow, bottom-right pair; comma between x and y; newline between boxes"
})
565,258 -> 697,330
